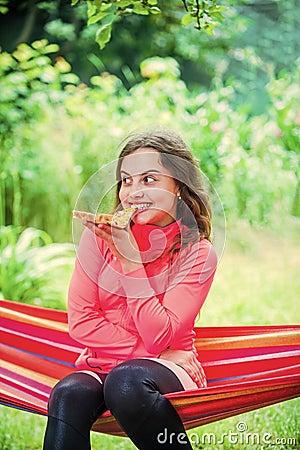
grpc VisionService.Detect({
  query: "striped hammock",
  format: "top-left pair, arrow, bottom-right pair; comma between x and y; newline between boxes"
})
1,299 -> 300,437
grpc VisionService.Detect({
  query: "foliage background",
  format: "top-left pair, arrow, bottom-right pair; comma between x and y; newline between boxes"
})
0,0 -> 299,449
0,0 -> 299,245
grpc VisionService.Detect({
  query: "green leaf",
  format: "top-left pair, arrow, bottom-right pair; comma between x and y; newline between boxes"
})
211,12 -> 224,21
61,73 -> 80,84
43,43 -> 60,54
71,0 -> 80,5
88,2 -> 117,25
149,6 -> 160,15
87,1 -> 97,17
32,39 -> 50,50
87,11 -> 110,26
98,2 -> 113,12
116,0 -> 132,7
132,4 -> 149,15
0,0 -> 9,14
204,23 -> 216,36
181,13 -> 194,26
209,5 -> 227,13
0,52 -> 14,72
96,23 -> 112,49
55,57 -> 72,73
13,44 -> 37,62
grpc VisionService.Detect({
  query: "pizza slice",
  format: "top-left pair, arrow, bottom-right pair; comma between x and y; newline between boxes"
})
73,210 -> 113,226
73,206 -> 137,229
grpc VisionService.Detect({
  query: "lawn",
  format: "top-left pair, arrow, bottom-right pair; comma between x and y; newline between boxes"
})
1,220 -> 299,449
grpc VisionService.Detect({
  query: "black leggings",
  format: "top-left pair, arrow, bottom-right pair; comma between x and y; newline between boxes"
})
43,359 -> 193,450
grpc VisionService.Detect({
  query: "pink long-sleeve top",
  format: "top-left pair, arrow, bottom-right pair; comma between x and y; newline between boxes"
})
68,220 -> 217,373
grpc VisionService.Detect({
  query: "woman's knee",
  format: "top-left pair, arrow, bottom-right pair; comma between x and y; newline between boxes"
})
104,359 -> 183,404
103,359 -> 160,414
104,360 -> 155,417
105,359 -> 156,391
48,372 -> 103,418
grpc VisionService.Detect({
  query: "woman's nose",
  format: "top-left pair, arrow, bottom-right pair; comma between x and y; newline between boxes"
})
129,188 -> 144,200
128,178 -> 145,198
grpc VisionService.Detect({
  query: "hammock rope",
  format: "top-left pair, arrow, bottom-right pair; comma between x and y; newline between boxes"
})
1,299 -> 299,437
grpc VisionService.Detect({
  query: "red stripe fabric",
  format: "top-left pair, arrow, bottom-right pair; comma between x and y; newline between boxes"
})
1,299 -> 299,436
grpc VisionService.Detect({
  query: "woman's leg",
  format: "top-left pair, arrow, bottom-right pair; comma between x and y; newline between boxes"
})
43,372 -> 107,450
104,359 -> 193,450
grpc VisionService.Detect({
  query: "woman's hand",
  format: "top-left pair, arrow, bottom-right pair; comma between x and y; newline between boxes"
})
159,348 -> 207,388
83,222 -> 142,273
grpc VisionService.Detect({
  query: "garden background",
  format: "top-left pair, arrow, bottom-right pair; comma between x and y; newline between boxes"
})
0,1 -> 299,449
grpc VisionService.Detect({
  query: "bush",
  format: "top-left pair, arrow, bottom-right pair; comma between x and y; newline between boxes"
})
0,225 -> 74,309
0,43 -> 299,243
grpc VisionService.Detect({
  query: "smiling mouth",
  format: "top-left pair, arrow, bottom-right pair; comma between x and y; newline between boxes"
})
130,203 -> 152,211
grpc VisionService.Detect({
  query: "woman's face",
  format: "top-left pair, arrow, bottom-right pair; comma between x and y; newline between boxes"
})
119,148 -> 179,227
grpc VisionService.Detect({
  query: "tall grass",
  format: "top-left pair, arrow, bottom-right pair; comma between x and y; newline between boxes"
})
0,221 -> 299,449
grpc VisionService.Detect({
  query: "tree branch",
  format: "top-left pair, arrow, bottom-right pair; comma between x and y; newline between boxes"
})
15,0 -> 37,45
195,0 -> 201,30
181,0 -> 188,12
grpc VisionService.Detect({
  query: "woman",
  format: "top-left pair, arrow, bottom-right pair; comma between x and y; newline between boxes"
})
43,130 -> 218,450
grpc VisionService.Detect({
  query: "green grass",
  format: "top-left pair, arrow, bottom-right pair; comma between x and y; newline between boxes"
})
1,399 -> 299,450
1,220 -> 299,449
187,398 -> 300,449
200,219 -> 300,326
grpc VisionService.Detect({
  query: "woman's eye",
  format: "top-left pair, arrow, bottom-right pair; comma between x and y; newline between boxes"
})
122,177 -> 131,184
143,175 -> 156,184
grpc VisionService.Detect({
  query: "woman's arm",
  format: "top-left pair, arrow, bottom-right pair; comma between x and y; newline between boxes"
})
79,223 -> 217,357
68,228 -> 138,359
120,240 -> 217,354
